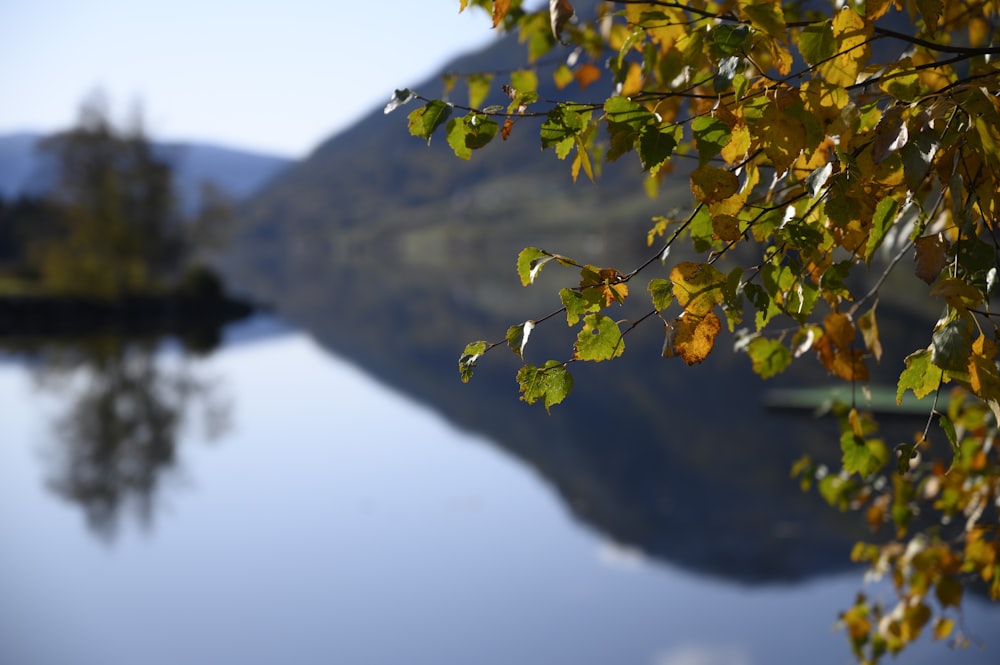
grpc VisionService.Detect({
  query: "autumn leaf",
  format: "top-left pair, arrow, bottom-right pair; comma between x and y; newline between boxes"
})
968,335 -> 1000,403
819,9 -> 873,87
666,312 -> 722,365
670,261 -> 726,316
690,165 -> 739,203
492,0 -> 511,28
857,304 -> 883,362
914,234 -> 949,284
573,63 -> 601,89
825,312 -> 856,349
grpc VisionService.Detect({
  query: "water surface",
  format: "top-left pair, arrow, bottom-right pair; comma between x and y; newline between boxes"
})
1,324 -> 996,665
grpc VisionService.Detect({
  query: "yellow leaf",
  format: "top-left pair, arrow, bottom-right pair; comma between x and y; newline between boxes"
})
933,617 -> 954,641
671,312 -> 722,365
620,62 -> 644,98
857,304 -> 882,362
803,80 -> 849,126
670,261 -> 727,316
819,9 -> 873,87
929,277 -> 984,308
969,335 -> 1000,402
751,96 -> 805,174
865,0 -> 893,20
721,125 -> 751,165
690,165 -> 739,203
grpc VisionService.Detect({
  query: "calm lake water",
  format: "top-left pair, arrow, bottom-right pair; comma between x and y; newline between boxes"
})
1,317 -> 997,665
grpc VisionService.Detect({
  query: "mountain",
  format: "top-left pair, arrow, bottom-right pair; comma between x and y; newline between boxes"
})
0,132 -> 292,213
221,12 -> 941,583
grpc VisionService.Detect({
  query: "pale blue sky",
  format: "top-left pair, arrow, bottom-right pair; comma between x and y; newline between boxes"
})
0,1 -> 499,157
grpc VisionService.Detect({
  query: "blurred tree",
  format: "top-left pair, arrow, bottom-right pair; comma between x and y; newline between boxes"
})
37,95 -> 187,298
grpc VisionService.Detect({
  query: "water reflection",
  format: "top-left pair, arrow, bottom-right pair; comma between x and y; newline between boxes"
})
9,335 -> 229,540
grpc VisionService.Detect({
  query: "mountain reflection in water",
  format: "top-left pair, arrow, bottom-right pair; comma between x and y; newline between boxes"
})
2,321 -> 998,665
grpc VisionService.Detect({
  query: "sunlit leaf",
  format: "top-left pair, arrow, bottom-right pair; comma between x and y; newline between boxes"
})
897,349 -> 944,403
516,247 -> 553,286
841,430 -> 888,477
667,311 -> 722,365
467,73 -> 493,109
517,361 -> 573,412
865,196 -> 900,264
458,340 -> 488,383
407,100 -> 453,144
670,261 -> 726,316
560,287 -> 603,325
573,313 -> 624,361
857,304 -> 883,362
506,320 -> 535,358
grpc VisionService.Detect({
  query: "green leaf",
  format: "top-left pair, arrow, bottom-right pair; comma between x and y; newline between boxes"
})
516,247 -> 552,286
573,313 -> 624,361
897,349 -> 945,403
747,337 -> 792,379
692,116 -> 731,165
560,287 -> 603,325
467,73 -> 493,109
938,412 -> 959,455
458,340 -> 488,383
517,361 -> 574,412
541,105 -> 586,152
638,124 -> 679,171
865,196 -> 900,264
445,114 -> 498,160
506,321 -> 535,359
604,96 -> 655,129
648,278 -> 674,311
799,22 -> 836,66
722,267 -> 745,331
931,317 -> 973,373
841,431 -> 888,477
712,24 -> 751,57
407,100 -> 453,144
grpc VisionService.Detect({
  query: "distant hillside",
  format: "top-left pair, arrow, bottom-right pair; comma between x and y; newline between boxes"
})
0,132 -> 293,212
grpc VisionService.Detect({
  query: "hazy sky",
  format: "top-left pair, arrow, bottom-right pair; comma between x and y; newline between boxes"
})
0,1 -> 500,157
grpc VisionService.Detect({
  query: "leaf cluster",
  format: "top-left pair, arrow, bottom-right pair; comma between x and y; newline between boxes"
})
397,1 -> 1000,660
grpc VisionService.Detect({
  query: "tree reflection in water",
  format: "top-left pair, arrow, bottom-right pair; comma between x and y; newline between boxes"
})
27,336 -> 229,539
